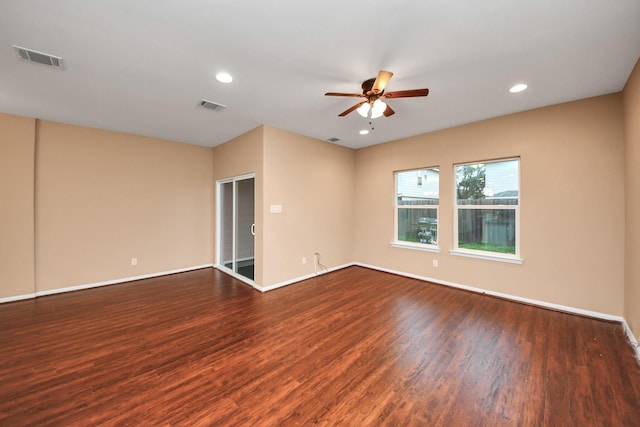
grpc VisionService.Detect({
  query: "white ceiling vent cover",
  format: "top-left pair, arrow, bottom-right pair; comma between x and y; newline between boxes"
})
13,45 -> 63,69
199,99 -> 227,111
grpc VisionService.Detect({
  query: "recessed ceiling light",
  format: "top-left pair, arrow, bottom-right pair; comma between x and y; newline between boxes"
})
359,129 -> 369,135
216,72 -> 233,83
509,83 -> 528,93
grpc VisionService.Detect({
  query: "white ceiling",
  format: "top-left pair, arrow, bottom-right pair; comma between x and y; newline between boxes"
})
1,0 -> 639,149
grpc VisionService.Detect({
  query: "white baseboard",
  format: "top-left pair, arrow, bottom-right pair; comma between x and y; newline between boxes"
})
256,263 -> 354,292
0,261 -> 630,326
354,262 -> 640,362
0,292 -> 37,303
622,320 -> 640,363
353,262 -> 628,322
214,263 -> 351,292
0,264 -> 214,303
3,261 -> 639,362
1,261 -> 630,326
228,260 -> 630,327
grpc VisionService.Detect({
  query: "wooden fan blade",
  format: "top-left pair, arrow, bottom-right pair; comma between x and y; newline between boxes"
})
325,92 -> 365,98
338,101 -> 366,117
383,103 -> 395,117
371,70 -> 393,94
384,88 -> 429,98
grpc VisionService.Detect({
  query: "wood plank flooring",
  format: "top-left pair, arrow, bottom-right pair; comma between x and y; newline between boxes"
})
1,266 -> 639,426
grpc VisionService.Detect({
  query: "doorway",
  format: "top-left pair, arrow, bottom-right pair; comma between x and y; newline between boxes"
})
216,174 -> 255,283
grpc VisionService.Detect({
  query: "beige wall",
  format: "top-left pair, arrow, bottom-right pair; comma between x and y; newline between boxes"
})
623,58 -> 640,341
2,119 -> 355,295
211,125 -> 356,288
354,94 -> 625,315
0,113 -> 36,298
35,121 -> 214,291
262,126 -> 355,287
0,85 -> 636,329
212,126 -> 264,284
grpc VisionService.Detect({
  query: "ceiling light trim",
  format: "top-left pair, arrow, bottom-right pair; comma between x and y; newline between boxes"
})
215,72 -> 233,83
509,83 -> 528,93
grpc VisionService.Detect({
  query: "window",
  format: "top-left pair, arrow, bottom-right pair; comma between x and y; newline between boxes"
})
453,158 -> 521,263
393,168 -> 439,251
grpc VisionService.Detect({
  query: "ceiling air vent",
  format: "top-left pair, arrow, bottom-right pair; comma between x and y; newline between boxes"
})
13,45 -> 63,69
199,99 -> 227,112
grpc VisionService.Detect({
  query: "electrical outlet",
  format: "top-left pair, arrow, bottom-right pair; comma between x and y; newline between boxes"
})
131,258 -> 138,266
302,257 -> 307,264
433,259 -> 439,267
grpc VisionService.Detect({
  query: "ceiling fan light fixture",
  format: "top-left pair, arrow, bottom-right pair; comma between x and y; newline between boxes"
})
325,70 -> 429,118
357,102 -> 371,117
370,99 -> 386,119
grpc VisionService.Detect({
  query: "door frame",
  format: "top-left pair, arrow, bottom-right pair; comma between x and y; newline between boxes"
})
215,173 -> 256,287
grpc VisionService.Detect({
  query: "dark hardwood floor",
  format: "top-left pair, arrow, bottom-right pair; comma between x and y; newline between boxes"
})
1,266 -> 638,426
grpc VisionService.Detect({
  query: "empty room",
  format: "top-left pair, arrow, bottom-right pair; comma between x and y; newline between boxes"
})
1,1 -> 639,425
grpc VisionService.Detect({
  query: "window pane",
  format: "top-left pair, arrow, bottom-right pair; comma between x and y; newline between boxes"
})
398,208 -> 437,244
458,209 -> 516,254
456,159 -> 518,205
397,168 -> 439,205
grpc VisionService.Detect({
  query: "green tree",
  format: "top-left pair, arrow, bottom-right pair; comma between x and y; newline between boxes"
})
456,164 -> 486,200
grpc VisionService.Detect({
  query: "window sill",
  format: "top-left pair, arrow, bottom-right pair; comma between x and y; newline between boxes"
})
390,242 -> 441,253
449,249 -> 523,264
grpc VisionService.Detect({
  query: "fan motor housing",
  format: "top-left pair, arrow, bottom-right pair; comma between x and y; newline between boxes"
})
361,78 -> 377,94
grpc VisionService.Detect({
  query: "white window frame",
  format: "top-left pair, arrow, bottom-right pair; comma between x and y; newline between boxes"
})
450,158 -> 522,264
391,167 -> 440,253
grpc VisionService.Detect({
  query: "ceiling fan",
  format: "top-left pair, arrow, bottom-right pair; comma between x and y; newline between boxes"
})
325,70 -> 429,119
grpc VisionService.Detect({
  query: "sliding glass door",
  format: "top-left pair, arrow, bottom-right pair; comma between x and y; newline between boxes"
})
217,174 -> 255,282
